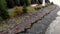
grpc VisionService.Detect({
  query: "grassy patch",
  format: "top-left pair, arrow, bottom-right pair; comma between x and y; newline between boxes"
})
8,4 -> 52,17
8,6 -> 23,17
27,6 -> 36,13
0,24 -> 9,31
35,5 -> 42,10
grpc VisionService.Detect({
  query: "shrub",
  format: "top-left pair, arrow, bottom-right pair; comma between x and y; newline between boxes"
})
23,4 -> 27,13
6,0 -> 15,8
27,0 -> 31,6
15,6 -> 23,15
14,0 -> 20,6
35,6 -> 41,10
27,7 -> 36,13
8,10 -> 18,17
0,17 -> 3,21
42,6 -> 45,8
0,0 -> 9,20
51,2 -> 54,4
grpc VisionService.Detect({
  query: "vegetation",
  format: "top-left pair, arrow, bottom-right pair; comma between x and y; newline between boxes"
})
0,0 -> 9,20
6,0 -> 15,8
5,0 -> 50,8
23,4 -> 27,13
0,0 -> 51,20
27,7 -> 36,13
0,0 -> 52,31
35,6 -> 42,10
0,24 -> 9,31
15,6 -> 23,15
27,0 -> 31,6
51,2 -> 54,4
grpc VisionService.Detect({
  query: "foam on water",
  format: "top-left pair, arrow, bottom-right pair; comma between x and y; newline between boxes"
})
49,0 -> 60,6
49,0 -> 60,15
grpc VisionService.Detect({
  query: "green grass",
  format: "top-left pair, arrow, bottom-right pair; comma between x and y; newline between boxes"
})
0,24 -> 9,31
27,7 -> 36,13
8,3 -> 52,17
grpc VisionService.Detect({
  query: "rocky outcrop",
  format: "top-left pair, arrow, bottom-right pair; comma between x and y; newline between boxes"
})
0,5 -> 56,34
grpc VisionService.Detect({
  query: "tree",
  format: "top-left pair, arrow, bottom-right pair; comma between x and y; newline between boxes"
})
38,0 -> 43,4
36,0 -> 39,4
23,4 -> 27,13
31,0 -> 36,4
6,0 -> 15,8
14,0 -> 20,6
20,0 -> 24,6
27,0 -> 31,6
0,0 -> 9,20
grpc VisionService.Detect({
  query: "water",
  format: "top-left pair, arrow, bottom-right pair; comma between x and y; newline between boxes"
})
45,0 -> 60,34
49,0 -> 60,6
42,0 -> 45,6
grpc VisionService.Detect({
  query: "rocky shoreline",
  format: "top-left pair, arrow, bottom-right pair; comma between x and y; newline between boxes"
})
0,5 -> 56,34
